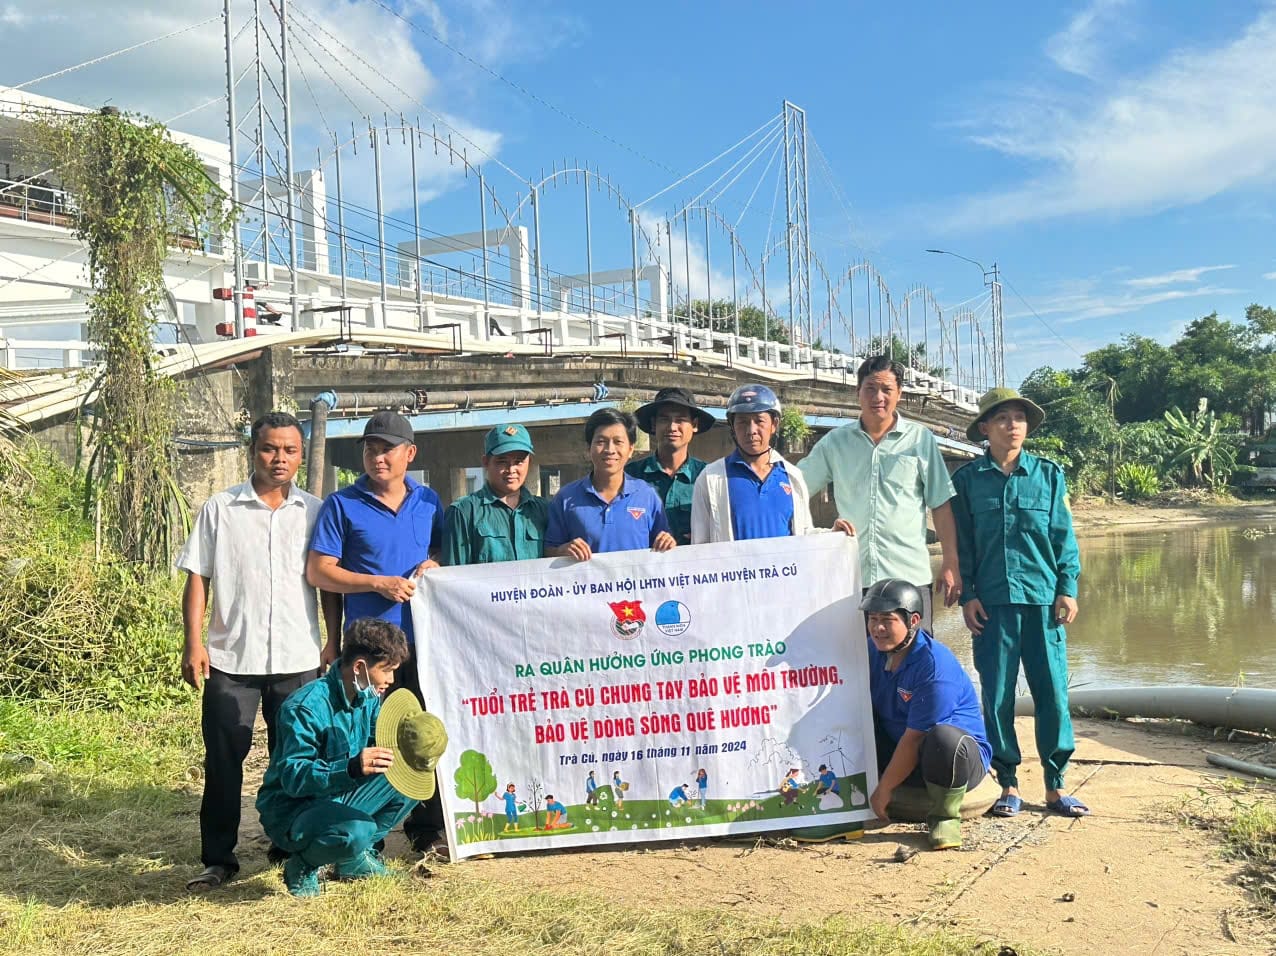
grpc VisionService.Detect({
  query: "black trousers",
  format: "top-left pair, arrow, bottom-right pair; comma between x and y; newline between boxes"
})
200,667 -> 316,872
875,719 -> 986,791
387,648 -> 445,844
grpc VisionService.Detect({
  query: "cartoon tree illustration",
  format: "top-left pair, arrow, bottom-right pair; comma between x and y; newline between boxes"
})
524,777 -> 545,830
453,749 -> 498,817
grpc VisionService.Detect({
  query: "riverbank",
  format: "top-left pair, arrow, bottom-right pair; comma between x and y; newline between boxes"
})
1068,495 -> 1276,536
1,703 -> 1272,955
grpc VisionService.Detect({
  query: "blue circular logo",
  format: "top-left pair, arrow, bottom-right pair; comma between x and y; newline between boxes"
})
654,601 -> 691,637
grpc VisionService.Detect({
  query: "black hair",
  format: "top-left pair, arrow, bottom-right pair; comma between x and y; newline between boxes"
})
250,411 -> 304,447
856,354 -> 904,388
341,617 -> 410,668
584,407 -> 637,445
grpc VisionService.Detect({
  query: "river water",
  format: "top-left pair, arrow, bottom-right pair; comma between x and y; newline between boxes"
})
929,521 -> 1276,690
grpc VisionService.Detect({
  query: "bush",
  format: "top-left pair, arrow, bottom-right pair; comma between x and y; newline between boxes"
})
1115,462 -> 1161,502
0,442 -> 185,708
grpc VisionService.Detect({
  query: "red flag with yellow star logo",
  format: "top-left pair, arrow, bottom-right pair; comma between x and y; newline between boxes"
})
608,600 -> 646,623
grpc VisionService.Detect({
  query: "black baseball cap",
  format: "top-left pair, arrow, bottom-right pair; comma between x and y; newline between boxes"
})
360,409 -> 415,446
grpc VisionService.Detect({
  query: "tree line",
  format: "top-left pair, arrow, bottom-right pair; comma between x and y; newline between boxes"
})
1019,305 -> 1276,499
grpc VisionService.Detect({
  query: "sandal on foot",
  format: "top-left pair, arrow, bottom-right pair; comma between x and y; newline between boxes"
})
1046,795 -> 1090,817
186,865 -> 232,892
988,794 -> 1022,817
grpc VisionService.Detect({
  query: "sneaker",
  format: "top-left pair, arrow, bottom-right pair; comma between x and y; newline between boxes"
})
334,848 -> 390,881
792,823 -> 865,844
283,854 -> 321,898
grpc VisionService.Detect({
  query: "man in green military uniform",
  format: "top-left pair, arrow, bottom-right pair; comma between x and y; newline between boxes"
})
951,388 -> 1088,819
627,387 -> 715,546
256,618 -> 448,897
441,423 -> 548,566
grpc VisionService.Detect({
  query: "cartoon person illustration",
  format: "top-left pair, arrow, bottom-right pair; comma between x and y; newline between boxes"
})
611,770 -> 627,809
669,784 -> 692,808
502,782 -> 520,832
585,770 -> 600,805
780,767 -> 802,806
816,764 -> 844,810
544,794 -> 570,830
695,768 -> 708,809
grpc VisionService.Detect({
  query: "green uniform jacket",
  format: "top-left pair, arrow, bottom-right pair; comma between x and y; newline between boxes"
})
440,485 -> 548,566
625,454 -> 707,546
951,451 -> 1080,607
256,663 -> 379,842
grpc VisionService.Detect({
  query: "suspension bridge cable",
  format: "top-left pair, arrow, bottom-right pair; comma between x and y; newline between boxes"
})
358,0 -> 679,175
1002,275 -> 1087,363
9,15 -> 221,92
705,125 -> 786,208
734,135 -> 784,230
634,114 -> 782,209
286,27 -> 335,139
284,19 -> 366,119
668,122 -> 783,219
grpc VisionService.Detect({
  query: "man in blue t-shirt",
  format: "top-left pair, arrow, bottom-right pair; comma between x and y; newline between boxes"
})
815,765 -> 839,796
306,409 -> 445,854
544,795 -> 569,829
546,408 -> 676,559
862,579 -> 991,851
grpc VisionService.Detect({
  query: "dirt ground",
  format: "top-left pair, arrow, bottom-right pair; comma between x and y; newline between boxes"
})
1067,497 -> 1276,537
235,716 -> 1274,955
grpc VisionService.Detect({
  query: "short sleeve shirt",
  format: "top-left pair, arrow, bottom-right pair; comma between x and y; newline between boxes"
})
441,485 -> 548,566
175,481 -> 322,676
868,630 -> 991,771
308,475 -> 443,643
725,450 -> 796,541
799,414 -> 955,586
625,454 -> 706,545
545,474 -> 670,554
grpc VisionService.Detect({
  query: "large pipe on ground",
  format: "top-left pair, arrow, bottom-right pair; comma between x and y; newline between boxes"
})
1016,686 -> 1276,734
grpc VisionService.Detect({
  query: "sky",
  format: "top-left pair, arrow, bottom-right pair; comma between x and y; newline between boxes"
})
3,0 -> 1276,385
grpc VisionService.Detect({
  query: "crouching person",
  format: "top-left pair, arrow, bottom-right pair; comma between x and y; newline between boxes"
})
862,579 -> 990,850
256,618 -> 448,897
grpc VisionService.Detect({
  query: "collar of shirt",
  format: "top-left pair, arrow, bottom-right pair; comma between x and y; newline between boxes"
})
585,472 -> 640,503
323,661 -> 355,713
475,483 -> 536,511
853,411 -> 907,442
232,480 -> 309,508
350,473 -> 425,510
725,448 -> 788,477
976,450 -> 1032,477
633,454 -> 701,483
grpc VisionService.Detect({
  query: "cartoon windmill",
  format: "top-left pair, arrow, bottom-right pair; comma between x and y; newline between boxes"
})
817,732 -> 852,777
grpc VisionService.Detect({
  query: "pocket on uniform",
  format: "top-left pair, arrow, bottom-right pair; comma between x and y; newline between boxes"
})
411,512 -> 436,549
882,454 -> 919,486
1016,494 -> 1050,529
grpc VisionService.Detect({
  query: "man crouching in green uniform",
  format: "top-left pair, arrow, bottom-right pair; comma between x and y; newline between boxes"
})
952,388 -> 1087,819
256,618 -> 448,897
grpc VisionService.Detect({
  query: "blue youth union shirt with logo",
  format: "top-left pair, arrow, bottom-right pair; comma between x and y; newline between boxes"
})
725,450 -> 795,541
545,474 -> 670,554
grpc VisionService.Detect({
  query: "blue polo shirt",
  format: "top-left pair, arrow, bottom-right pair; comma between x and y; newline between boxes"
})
725,450 -> 796,541
868,630 -> 991,770
545,473 -> 670,554
308,475 -> 442,643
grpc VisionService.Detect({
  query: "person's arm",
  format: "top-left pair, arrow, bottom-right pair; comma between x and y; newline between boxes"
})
1050,467 -> 1081,625
319,590 -> 343,667
931,500 -> 960,608
649,494 -> 676,552
870,728 -> 924,819
545,490 -> 592,560
306,551 -> 416,602
275,703 -> 388,799
951,478 -> 988,635
797,435 -> 831,497
181,573 -> 211,690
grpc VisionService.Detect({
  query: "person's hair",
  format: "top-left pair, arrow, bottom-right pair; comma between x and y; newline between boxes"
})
584,407 -> 637,445
546,794 -> 555,801
818,764 -> 828,772
341,617 -> 409,668
250,411 -> 304,448
856,354 -> 904,388
506,783 -> 516,791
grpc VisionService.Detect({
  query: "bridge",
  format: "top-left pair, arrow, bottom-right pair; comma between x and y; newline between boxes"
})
0,4 -> 998,512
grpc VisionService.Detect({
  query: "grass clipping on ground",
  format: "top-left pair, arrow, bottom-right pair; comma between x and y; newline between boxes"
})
0,703 -> 1019,956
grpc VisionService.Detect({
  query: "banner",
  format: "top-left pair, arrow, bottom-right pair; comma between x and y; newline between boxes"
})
413,534 -> 875,860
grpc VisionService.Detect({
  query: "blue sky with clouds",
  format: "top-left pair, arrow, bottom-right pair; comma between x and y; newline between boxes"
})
4,0 -> 1275,383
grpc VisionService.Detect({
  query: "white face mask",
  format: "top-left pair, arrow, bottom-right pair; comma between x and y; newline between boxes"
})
352,661 -> 379,701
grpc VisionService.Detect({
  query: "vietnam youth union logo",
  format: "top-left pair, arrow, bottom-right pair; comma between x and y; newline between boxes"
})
898,688 -> 913,704
654,600 -> 691,637
608,600 -> 646,640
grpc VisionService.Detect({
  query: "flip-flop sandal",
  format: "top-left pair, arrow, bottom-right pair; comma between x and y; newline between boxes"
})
185,865 -> 231,892
1046,795 -> 1090,817
988,794 -> 1022,817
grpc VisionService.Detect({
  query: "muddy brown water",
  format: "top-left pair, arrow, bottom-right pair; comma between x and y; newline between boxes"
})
930,521 -> 1276,689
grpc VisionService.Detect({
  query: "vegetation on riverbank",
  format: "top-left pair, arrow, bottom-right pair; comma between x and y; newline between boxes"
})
1178,778 -> 1276,912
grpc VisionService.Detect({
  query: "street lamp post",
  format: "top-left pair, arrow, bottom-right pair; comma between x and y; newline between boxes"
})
926,248 -> 1004,386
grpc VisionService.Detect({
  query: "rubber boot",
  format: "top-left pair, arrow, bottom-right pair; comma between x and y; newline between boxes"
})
792,823 -> 865,844
925,783 -> 966,850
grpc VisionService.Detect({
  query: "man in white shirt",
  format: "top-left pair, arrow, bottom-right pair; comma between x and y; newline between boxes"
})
176,412 -> 336,892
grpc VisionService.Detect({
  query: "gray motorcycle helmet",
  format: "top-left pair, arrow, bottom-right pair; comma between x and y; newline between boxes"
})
858,578 -> 925,624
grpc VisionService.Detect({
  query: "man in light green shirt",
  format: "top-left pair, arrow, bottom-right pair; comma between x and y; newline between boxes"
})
441,424 -> 547,566
799,355 -> 959,627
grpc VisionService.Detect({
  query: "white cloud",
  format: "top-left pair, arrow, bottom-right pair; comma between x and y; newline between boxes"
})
1123,264 -> 1235,288
1264,271 -> 1276,280
939,8 -> 1276,231
1045,0 -> 1131,79
1007,279 -> 1240,325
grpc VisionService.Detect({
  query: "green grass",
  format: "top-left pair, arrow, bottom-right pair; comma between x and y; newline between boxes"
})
1178,778 -> 1276,911
0,703 -> 1032,956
